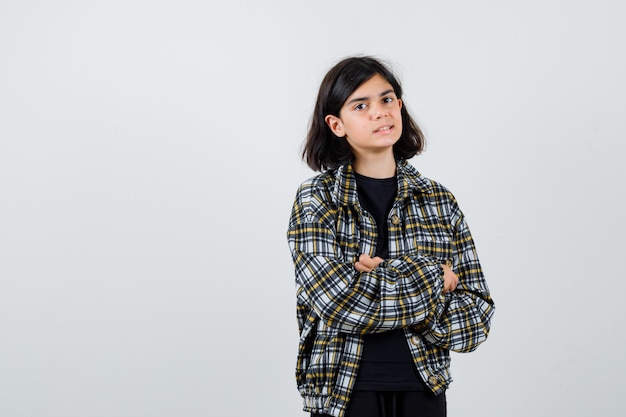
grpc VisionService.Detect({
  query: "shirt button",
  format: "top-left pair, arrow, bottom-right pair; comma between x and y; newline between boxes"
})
391,215 -> 400,225
410,335 -> 420,346
428,375 -> 439,386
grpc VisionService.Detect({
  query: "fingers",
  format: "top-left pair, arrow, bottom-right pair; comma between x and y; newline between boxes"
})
354,261 -> 371,273
443,279 -> 458,293
441,264 -> 459,293
448,275 -> 459,292
360,254 -> 383,269
355,254 -> 384,272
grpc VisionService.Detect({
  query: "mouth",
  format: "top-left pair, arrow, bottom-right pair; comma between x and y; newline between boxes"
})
374,125 -> 393,133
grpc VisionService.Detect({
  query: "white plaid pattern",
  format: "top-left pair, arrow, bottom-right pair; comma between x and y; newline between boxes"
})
287,161 -> 494,417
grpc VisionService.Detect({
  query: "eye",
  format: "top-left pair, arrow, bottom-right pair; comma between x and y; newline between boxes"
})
382,96 -> 394,104
354,103 -> 367,111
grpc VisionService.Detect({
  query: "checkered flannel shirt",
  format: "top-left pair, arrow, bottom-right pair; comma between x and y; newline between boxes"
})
287,160 -> 495,417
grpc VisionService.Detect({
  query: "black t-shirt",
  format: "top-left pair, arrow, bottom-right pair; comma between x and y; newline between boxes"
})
352,172 -> 427,391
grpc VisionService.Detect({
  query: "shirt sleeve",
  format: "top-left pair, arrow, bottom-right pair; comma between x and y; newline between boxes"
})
287,183 -> 446,335
414,198 -> 495,353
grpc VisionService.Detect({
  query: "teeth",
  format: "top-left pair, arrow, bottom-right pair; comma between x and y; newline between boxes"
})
377,126 -> 390,132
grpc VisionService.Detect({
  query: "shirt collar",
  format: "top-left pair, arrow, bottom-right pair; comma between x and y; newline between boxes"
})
331,160 -> 433,207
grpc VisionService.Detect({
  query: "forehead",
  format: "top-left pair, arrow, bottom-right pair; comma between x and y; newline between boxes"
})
346,73 -> 395,101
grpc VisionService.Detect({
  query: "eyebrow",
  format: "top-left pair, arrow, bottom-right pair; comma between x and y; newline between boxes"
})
346,89 -> 395,105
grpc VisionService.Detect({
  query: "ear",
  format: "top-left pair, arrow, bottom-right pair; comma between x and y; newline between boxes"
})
398,98 -> 403,110
325,115 -> 345,138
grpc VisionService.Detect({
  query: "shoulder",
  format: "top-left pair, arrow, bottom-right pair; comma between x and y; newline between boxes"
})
400,162 -> 464,224
295,170 -> 336,199
291,168 -> 342,216
400,161 -> 457,201
423,176 -> 457,202
289,169 -> 342,226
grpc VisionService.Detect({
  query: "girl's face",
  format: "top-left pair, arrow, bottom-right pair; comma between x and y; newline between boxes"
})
325,73 -> 403,160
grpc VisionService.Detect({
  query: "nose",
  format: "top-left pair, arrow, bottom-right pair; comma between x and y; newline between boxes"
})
374,110 -> 388,119
371,104 -> 388,119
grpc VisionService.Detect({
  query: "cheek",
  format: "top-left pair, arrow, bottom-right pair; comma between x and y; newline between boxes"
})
394,112 -> 403,127
394,118 -> 404,139
344,120 -> 367,134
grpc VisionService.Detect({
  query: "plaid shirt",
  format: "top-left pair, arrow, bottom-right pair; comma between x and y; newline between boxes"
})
287,160 -> 494,417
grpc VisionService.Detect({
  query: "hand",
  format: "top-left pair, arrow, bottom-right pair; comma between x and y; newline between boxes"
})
441,263 -> 459,293
355,254 -> 384,273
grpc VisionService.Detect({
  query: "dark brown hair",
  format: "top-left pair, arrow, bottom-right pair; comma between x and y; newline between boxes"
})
302,56 -> 425,171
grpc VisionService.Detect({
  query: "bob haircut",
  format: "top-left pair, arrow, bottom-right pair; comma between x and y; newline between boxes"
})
302,56 -> 425,172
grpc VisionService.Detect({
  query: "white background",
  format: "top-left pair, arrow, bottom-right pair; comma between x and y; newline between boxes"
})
1,1 -> 625,416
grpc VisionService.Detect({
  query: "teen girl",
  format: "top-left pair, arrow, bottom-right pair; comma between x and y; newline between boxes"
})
287,56 -> 495,417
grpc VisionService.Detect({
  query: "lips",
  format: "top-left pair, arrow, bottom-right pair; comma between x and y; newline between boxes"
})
374,125 -> 393,133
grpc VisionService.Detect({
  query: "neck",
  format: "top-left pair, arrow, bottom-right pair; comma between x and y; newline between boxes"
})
352,152 -> 397,178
